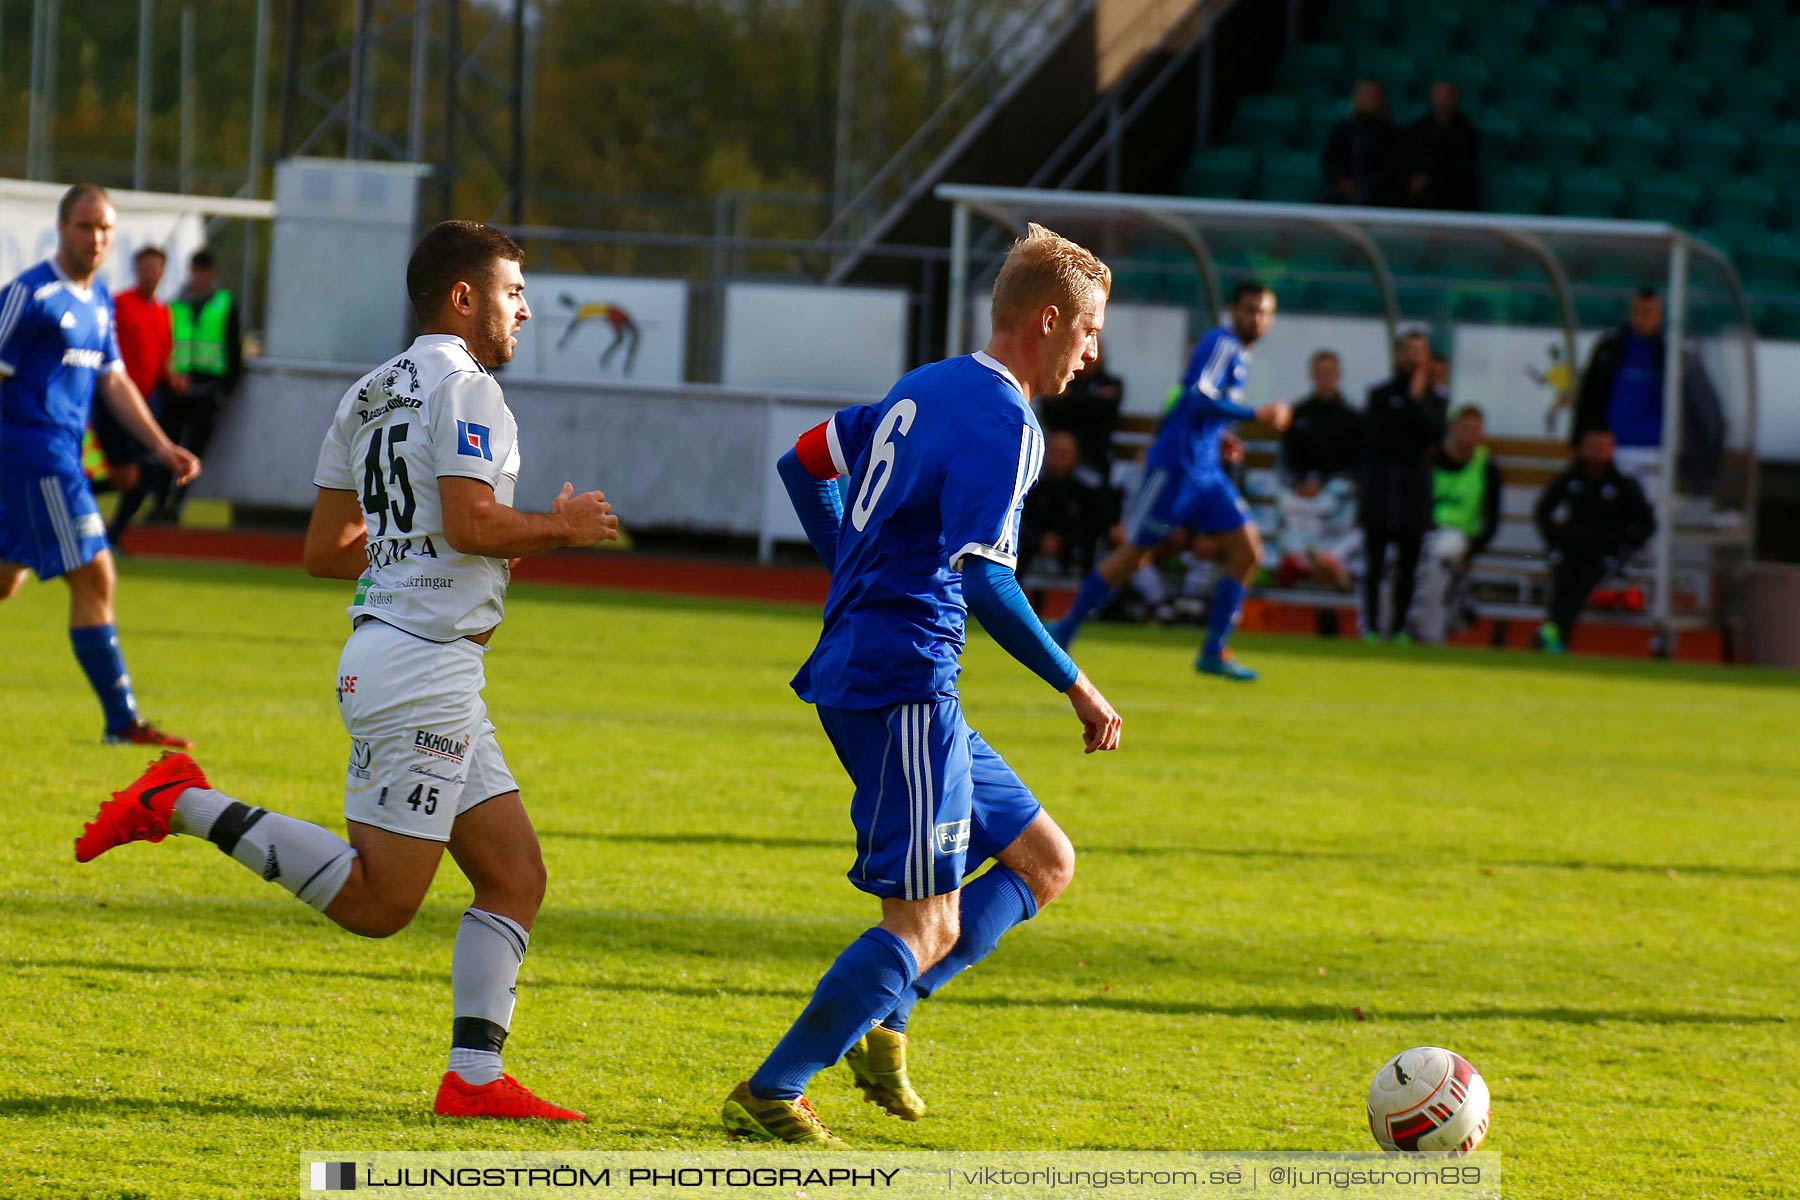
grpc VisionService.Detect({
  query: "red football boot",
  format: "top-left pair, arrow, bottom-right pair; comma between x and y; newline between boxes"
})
75,752 -> 210,863
433,1072 -> 587,1121
104,719 -> 194,749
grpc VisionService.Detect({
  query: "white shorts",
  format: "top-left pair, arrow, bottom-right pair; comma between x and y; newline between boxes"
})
335,618 -> 518,842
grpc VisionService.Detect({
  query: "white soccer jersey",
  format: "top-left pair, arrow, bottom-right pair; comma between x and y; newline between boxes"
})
313,333 -> 521,641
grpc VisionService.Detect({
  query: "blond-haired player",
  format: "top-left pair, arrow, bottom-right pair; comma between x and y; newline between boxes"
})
722,224 -> 1123,1146
76,221 -> 618,1120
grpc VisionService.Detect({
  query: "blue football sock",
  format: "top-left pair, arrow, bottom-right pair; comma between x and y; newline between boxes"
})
1055,569 -> 1118,643
1202,576 -> 1247,659
882,865 -> 1038,1035
750,927 -> 918,1101
70,624 -> 139,734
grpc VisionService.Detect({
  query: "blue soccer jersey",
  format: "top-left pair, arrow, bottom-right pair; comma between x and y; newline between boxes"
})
1144,324 -> 1255,482
792,351 -> 1046,711
0,260 -> 124,474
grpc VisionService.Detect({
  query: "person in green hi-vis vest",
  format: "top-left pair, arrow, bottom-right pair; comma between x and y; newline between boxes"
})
150,247 -> 242,522
1415,405 -> 1502,644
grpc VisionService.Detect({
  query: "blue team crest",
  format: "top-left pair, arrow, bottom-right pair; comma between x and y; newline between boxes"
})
455,420 -> 493,460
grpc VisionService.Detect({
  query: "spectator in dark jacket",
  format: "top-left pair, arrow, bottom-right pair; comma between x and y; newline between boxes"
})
1038,347 -> 1124,476
1359,329 -> 1448,640
1533,429 -> 1656,653
1415,405 -> 1503,643
1571,287 -> 1726,497
1405,82 -> 1482,211
1280,349 -> 1364,484
1019,431 -> 1112,580
1322,80 -> 1400,206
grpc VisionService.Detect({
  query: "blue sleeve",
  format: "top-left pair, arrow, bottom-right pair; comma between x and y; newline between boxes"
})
103,293 -> 124,371
778,447 -> 844,568
0,280 -> 37,374
941,418 -> 1045,571
832,402 -> 882,475
1181,331 -> 1255,422
962,556 -> 1079,692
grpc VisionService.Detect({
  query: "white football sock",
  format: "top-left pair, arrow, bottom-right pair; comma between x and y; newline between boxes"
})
180,789 -> 358,912
448,907 -> 530,1085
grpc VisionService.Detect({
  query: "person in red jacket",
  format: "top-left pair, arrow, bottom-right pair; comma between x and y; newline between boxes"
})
102,246 -> 175,544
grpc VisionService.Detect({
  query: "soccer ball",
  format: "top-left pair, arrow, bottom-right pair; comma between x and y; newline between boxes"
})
1366,1046 -> 1490,1154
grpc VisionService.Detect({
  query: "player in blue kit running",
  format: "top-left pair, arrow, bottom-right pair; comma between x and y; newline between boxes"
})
0,184 -> 201,744
720,225 -> 1123,1147
1050,281 -> 1291,681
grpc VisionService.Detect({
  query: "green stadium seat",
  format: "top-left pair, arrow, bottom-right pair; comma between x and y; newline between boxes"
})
1532,113 -> 1597,172
1301,94 -> 1350,143
1629,7 -> 1685,52
1306,278 -> 1384,315
1486,169 -> 1553,216
1259,150 -> 1321,203
1570,63 -> 1640,114
1464,7 -> 1537,45
1507,58 -> 1566,108
1542,5 -> 1612,46
1707,178 -> 1779,229
1642,75 -> 1714,124
1714,77 -> 1789,127
1182,147 -> 1258,199
1352,46 -> 1419,97
1233,94 -> 1305,151
1322,0 -> 1394,37
1678,124 -> 1747,174
1611,38 -> 1676,80
1277,42 -> 1351,96
1598,114 -> 1671,174
1758,125 -> 1800,190
1739,233 -> 1800,292
1628,178 -> 1705,227
1690,11 -> 1755,65
1558,169 -> 1627,219
1478,111 -> 1522,161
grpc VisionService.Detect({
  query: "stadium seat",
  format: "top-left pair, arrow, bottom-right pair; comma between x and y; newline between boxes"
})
1259,150 -> 1321,204
1641,76 -> 1715,125
1181,147 -> 1258,199
1558,169 -> 1627,219
1532,113 -> 1596,172
1352,46 -> 1418,99
1754,124 -> 1800,188
1541,4 -> 1612,48
1507,59 -> 1566,111
1689,11 -> 1755,66
1572,63 -> 1640,115
1233,94 -> 1305,151
1739,233 -> 1800,292
1714,77 -> 1788,128
1706,178 -> 1779,230
1677,124 -> 1747,175
1277,42 -> 1351,97
1598,114 -> 1671,174
1486,169 -> 1553,217
1464,7 -> 1537,46
1434,59 -> 1495,107
1628,178 -> 1704,228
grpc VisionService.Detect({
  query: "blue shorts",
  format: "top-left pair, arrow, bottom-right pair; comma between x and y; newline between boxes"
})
1125,467 -> 1249,547
817,695 -> 1042,901
0,467 -> 108,581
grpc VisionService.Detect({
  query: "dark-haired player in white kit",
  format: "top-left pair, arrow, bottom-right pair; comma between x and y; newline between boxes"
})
76,221 -> 619,1120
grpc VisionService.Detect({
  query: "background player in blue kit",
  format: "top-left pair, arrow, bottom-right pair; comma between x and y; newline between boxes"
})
721,225 -> 1123,1146
0,184 -> 201,745
1050,282 -> 1292,681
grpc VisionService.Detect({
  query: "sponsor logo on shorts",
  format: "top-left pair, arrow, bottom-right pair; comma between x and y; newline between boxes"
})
337,675 -> 358,701
347,739 -> 374,782
408,762 -> 466,785
935,818 -> 971,855
412,730 -> 471,762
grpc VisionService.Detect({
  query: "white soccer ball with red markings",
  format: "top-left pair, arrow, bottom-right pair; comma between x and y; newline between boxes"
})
1367,1046 -> 1491,1154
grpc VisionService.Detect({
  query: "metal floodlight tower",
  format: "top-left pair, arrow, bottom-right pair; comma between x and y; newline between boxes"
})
276,0 -> 531,223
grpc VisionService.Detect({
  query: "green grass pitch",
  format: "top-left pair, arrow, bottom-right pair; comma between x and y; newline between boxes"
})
2,558 -> 1796,1198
